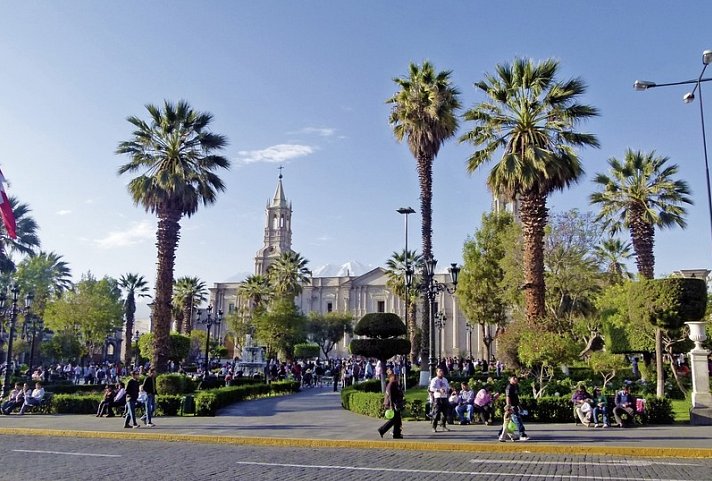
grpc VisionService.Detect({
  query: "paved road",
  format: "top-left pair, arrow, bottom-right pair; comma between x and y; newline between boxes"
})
1,386 -> 710,453
2,434 -> 711,481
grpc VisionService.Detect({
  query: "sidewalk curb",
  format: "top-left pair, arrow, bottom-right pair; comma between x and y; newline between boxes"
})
1,427 -> 710,459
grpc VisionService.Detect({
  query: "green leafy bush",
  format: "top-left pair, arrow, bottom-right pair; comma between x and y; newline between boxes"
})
156,394 -> 183,416
50,393 -> 102,414
340,388 -> 384,418
194,380 -> 300,416
644,395 -> 674,424
157,374 -> 196,395
45,384 -> 104,395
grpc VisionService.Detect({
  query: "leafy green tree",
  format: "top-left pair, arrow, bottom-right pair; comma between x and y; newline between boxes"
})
44,274 -> 124,358
0,196 -> 40,274
224,309 -> 252,358
139,332 -> 191,365
590,149 -> 692,279
458,212 -> 513,361
384,249 -> 422,362
306,311 -> 354,358
15,251 -> 73,315
118,273 -> 150,365
116,100 -> 230,372
252,297 -> 306,359
350,313 -> 410,393
518,327 -> 577,398
588,350 -> 628,388
461,58 -> 600,325
40,331 -> 83,364
267,251 -> 311,298
387,61 -> 461,367
173,276 -> 207,334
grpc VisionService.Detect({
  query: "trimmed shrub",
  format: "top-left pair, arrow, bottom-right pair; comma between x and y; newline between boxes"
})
341,389 -> 384,418
644,395 -> 675,424
157,374 -> 196,395
50,393 -> 103,414
194,380 -> 300,416
353,313 -> 407,338
156,394 -> 183,416
294,343 -> 320,360
45,384 -> 104,395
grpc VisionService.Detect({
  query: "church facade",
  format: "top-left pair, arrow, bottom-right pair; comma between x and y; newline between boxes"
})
209,175 -> 489,360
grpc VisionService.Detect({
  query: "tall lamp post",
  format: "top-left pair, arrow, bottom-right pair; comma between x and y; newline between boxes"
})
465,322 -> 474,359
407,256 -> 460,378
0,284 -> 33,399
396,207 -> 416,362
197,305 -> 223,377
634,50 -> 712,246
23,315 -> 44,375
132,330 -> 140,367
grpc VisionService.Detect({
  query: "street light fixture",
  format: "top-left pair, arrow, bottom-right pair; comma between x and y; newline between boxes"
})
132,330 -> 141,367
408,256 -> 460,377
22,315 -> 44,376
0,284 -> 33,398
197,305 -> 223,377
465,322 -> 474,360
634,50 -> 712,247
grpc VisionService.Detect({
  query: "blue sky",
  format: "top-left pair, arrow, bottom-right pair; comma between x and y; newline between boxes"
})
2,2 -> 712,320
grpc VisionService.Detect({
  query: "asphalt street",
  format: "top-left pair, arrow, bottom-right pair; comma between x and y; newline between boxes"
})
2,434 -> 711,481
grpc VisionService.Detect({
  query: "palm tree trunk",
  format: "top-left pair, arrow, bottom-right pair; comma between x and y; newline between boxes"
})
519,193 -> 548,325
630,216 -> 655,279
408,298 -> 418,364
153,208 -> 182,373
417,154 -> 434,372
123,294 -> 135,366
183,298 -> 193,334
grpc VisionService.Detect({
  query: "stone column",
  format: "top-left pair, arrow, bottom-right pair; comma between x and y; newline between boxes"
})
686,321 -> 712,425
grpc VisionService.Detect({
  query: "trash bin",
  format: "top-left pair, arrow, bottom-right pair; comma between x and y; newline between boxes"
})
181,395 -> 195,416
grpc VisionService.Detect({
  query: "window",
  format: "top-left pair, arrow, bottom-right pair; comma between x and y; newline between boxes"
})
327,302 -> 333,313
377,301 -> 385,313
228,303 -> 235,313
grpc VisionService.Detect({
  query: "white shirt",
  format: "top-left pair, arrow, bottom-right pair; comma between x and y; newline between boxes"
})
30,388 -> 45,401
429,377 -> 450,399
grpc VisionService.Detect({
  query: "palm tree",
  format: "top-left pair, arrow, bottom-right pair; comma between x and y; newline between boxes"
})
0,196 -> 40,273
116,100 -> 229,371
590,149 -> 691,279
387,61 -> 460,364
385,249 -> 422,363
461,58 -> 600,325
15,251 -> 73,314
118,273 -> 150,366
590,149 -> 692,398
173,276 -> 207,335
238,274 -> 272,314
267,251 -> 311,298
594,237 -> 634,283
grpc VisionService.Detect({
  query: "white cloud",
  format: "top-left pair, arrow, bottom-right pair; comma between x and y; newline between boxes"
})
95,220 -> 154,249
235,144 -> 315,164
56,209 -> 72,216
289,127 -> 336,137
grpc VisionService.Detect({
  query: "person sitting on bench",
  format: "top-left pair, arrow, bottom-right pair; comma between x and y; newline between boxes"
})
1,383 -> 25,415
18,382 -> 45,415
613,385 -> 636,427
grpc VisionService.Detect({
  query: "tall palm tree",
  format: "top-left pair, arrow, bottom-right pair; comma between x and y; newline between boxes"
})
173,276 -> 207,335
385,249 -> 422,363
0,196 -> 40,273
590,149 -> 691,398
594,237 -> 634,283
15,251 -> 73,314
590,149 -> 691,279
267,251 -> 311,298
238,274 -> 272,314
461,58 -> 600,325
116,100 -> 229,371
387,61 -> 461,363
118,273 -> 150,366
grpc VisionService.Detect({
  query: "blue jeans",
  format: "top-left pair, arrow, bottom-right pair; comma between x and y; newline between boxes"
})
145,394 -> 155,424
592,405 -> 609,425
124,398 -> 137,427
455,404 -> 474,422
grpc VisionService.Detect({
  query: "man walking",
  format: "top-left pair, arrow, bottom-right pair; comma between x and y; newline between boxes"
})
124,371 -> 141,429
428,368 -> 450,433
141,368 -> 157,427
501,376 -> 529,441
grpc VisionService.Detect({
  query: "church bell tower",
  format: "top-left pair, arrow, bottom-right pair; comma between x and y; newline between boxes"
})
254,171 -> 293,275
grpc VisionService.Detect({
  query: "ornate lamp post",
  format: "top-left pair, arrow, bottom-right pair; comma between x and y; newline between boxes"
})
634,50 -> 712,247
396,207 -> 416,363
465,322 -> 474,359
407,256 -> 460,378
197,305 -> 223,377
0,284 -> 33,398
22,315 -> 44,375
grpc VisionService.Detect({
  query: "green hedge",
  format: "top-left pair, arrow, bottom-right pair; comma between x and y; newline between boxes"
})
156,374 -> 196,395
194,380 -> 300,416
45,384 -> 104,395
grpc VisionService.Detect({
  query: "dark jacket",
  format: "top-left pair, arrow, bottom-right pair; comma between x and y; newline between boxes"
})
384,380 -> 404,410
126,378 -> 140,400
142,375 -> 156,395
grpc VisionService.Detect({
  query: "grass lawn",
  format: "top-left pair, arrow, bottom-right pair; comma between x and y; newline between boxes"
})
671,398 -> 690,423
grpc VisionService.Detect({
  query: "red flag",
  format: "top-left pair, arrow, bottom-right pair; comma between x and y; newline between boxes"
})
0,168 -> 17,239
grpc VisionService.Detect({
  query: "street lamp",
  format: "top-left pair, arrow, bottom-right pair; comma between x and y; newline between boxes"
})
22,315 -> 44,376
434,311 -> 447,361
465,322 -> 474,359
132,330 -> 140,367
408,256 -> 460,377
0,284 -> 33,398
396,207 -> 416,362
197,305 -> 223,377
634,50 -> 712,247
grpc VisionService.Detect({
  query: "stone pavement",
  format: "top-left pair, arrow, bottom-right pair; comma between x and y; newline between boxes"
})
0,385 -> 710,457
